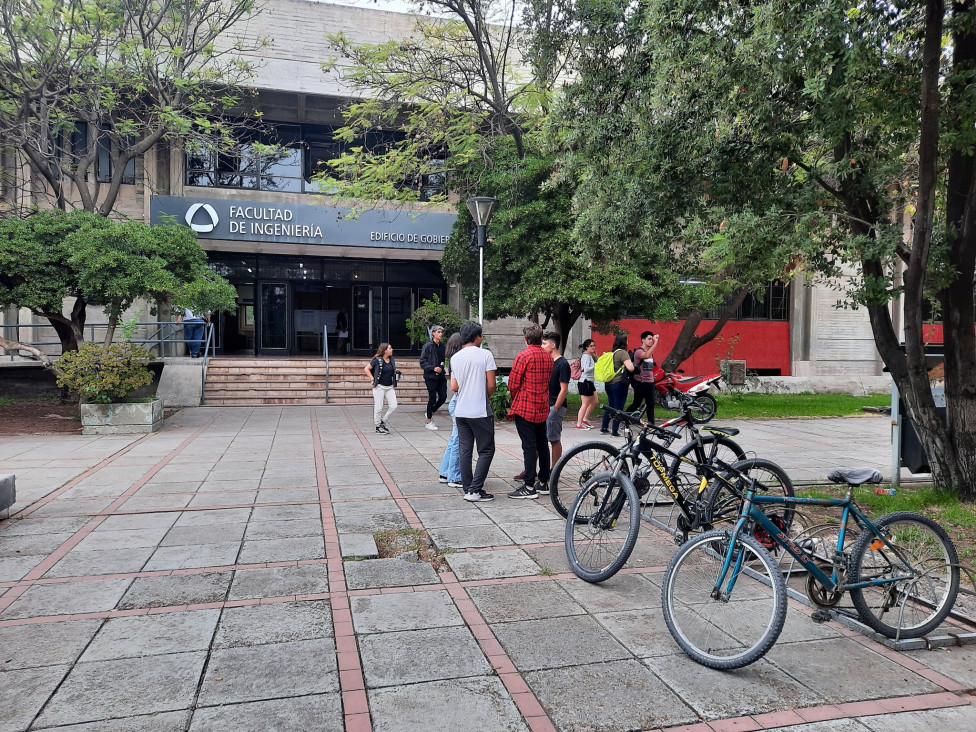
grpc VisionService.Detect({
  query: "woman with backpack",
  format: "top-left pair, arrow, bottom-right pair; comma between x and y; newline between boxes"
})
598,333 -> 635,437
575,339 -> 599,430
365,343 -> 399,434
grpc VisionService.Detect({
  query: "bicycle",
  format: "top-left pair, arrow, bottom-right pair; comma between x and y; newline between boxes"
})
564,406 -> 794,583
549,405 -> 746,519
661,467 -> 960,670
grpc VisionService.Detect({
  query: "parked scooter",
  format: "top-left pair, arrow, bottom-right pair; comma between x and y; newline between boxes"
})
653,367 -> 720,422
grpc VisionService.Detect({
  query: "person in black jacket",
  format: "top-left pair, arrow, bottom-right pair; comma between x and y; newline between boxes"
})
420,325 -> 447,430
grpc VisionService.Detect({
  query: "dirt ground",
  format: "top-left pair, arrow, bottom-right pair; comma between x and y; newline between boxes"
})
0,398 -> 82,435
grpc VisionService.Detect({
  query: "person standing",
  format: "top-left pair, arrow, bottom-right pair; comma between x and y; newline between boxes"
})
600,333 -> 635,437
336,307 -> 349,354
542,331 -> 570,467
437,333 -> 464,488
365,343 -> 398,434
450,321 -> 497,502
420,325 -> 447,430
626,330 -> 660,422
507,324 -> 553,499
178,308 -> 208,358
576,339 -> 598,430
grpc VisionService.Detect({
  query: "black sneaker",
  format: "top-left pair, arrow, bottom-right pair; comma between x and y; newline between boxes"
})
438,475 -> 449,483
375,425 -> 389,435
535,481 -> 550,495
464,490 -> 494,502
599,428 -> 610,434
508,485 -> 538,499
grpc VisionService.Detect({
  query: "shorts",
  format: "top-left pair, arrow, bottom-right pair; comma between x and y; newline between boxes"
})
546,405 -> 567,442
578,380 -> 596,397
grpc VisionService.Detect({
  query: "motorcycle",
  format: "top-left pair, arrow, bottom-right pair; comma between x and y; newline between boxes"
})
653,367 -> 720,422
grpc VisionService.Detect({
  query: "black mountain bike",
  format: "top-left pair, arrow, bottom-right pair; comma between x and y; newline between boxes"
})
564,406 -> 794,583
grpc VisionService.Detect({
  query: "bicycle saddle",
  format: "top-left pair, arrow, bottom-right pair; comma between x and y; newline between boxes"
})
826,468 -> 883,486
703,426 -> 740,437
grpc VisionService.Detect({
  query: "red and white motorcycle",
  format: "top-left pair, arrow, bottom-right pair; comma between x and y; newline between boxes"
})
653,367 -> 721,422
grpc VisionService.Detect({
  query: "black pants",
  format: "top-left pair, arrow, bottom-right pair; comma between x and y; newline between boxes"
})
425,376 -> 447,419
514,415 -> 551,486
626,381 -> 656,424
457,416 -> 495,492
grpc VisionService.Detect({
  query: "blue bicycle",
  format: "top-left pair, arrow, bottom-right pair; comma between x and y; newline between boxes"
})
661,468 -> 960,669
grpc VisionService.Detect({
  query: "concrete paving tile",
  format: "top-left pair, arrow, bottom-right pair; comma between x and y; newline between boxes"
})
33,710 -> 194,731
0,531 -> 72,558
498,519 -> 567,544
187,491 -> 257,508
492,615 -> 631,671
142,542 -> 242,571
339,532 -> 378,558
775,607 -> 845,643
344,557 -> 441,589
0,516 -> 90,536
406,496 -> 465,512
174,508 -> 253,527
237,536 -> 325,563
445,548 -> 541,581
243,518 -> 322,541
0,553 -> 47,582
414,508 -> 496,528
34,651 -> 207,728
351,589 -> 463,633
325,469 -> 381,487
118,572 -> 232,610
359,626 -> 491,688
523,545 -> 573,575
644,653 -> 825,719
903,646 -> 976,688
254,488 -> 318,503
765,638 -> 941,703
160,522 -> 247,547
556,573 -> 659,613
138,481 -> 202,494
369,677 -> 529,732
397,481 -> 458,496
45,545 -> 156,578
526,659 -> 696,732
328,484 -> 392,500
29,497 -> 115,516
333,509 -> 410,534
98,513 -> 180,532
198,638 -> 338,706
593,608 -> 683,658
257,474 -> 318,489
82,610 -> 220,661
189,692 -> 343,731
0,620 -> 101,670
197,478 -> 262,492
479,502 -> 561,523
0,664 -> 70,732
467,581 -> 585,623
227,564 -> 329,600
249,504 -> 320,522
428,524 -> 514,550
213,600 -> 333,648
1,577 -> 132,619
858,705 -> 976,731
122,494 -> 194,511
75,526 -> 171,552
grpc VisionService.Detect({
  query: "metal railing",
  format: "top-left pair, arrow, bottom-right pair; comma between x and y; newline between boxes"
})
322,324 -> 330,404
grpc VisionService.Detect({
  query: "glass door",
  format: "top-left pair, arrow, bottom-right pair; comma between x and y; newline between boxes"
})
387,287 -> 414,350
352,285 -> 383,352
259,282 -> 289,352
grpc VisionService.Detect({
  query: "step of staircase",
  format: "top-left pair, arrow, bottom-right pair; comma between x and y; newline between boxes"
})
202,357 -> 431,406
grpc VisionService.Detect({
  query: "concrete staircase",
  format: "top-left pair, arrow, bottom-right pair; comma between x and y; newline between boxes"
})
203,357 -> 430,406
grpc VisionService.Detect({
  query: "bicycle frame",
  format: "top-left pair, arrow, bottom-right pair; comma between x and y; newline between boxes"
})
718,491 -> 914,596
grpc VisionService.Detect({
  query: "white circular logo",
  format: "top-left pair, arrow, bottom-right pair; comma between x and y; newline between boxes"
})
185,203 -> 219,233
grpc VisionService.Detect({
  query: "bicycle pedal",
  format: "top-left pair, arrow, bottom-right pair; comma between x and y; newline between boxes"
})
810,609 -> 833,624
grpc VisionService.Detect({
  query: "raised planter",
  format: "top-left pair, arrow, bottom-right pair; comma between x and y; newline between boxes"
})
80,399 -> 163,435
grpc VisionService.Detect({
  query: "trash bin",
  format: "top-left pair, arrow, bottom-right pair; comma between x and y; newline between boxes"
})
900,388 -> 945,474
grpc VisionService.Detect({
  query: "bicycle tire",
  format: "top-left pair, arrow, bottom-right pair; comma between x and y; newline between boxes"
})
667,435 -> 746,503
705,458 -> 796,539
848,511 -> 960,639
565,470 -> 641,583
689,393 -> 717,423
662,529 -> 787,669
549,440 -> 620,519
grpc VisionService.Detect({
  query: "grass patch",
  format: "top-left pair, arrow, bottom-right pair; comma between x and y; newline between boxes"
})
0,397 -> 13,408
561,391 -> 890,421
373,528 -> 426,557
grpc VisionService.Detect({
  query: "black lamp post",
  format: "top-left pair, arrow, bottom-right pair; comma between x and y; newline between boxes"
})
466,196 -> 499,324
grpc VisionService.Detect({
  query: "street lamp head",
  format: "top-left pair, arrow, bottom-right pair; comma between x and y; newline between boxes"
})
466,196 -> 498,227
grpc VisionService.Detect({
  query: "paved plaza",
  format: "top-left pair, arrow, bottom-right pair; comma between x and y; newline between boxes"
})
1,406 -> 974,732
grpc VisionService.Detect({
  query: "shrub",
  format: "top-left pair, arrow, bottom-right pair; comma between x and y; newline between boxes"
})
490,376 -> 511,421
406,296 -> 463,344
56,341 -> 155,404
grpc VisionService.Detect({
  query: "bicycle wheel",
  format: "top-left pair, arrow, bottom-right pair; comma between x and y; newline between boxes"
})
848,511 -> 959,639
565,470 -> 640,583
662,529 -> 787,669
549,440 -> 620,519
689,393 -> 717,423
705,458 -> 796,540
667,435 -> 746,503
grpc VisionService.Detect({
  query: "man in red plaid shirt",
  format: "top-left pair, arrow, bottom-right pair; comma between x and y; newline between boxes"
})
507,323 -> 553,499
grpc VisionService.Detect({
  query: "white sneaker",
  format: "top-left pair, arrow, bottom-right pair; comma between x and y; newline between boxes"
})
448,481 -> 463,488
425,421 -> 439,431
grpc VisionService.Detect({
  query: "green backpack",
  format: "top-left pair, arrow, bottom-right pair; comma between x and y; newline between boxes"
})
594,349 -> 624,383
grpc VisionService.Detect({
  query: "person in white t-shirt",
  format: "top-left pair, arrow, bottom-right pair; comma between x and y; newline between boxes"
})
449,321 -> 497,502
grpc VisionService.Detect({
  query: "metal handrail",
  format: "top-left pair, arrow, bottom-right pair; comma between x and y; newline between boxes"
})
201,323 -> 214,405
322,324 -> 330,404
1,321 -> 207,360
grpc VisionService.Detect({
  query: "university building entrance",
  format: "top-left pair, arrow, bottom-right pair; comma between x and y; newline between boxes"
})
207,253 -> 448,357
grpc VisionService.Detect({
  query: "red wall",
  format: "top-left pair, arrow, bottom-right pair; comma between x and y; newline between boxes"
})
591,319 -> 792,376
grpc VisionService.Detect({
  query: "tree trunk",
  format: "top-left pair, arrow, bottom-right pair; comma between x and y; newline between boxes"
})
0,336 -> 61,375
660,287 -> 750,372
103,314 -> 118,346
548,302 -> 578,358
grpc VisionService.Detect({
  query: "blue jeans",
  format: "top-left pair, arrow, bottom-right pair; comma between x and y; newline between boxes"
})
438,395 -> 461,483
600,380 -> 630,434
183,320 -> 204,357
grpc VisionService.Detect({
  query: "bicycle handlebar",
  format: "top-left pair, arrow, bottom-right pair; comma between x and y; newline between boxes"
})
601,405 -> 675,440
